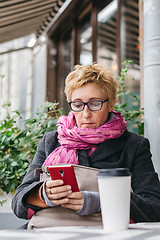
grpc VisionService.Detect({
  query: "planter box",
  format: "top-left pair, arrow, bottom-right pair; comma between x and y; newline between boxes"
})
0,192 -> 13,213
0,192 -> 28,229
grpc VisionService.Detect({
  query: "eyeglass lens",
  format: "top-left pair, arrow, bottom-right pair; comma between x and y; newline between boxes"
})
70,100 -> 102,111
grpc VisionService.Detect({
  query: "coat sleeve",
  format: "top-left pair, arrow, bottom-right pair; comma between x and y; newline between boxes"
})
130,136 -> 160,222
11,131 -> 58,219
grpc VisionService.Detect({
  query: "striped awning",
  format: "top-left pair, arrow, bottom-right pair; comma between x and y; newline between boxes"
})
0,0 -> 66,44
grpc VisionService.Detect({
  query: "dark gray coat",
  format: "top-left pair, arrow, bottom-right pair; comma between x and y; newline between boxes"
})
12,130 -> 160,223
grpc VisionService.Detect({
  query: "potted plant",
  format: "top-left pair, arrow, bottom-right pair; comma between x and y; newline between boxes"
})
0,101 -> 64,208
114,60 -> 144,135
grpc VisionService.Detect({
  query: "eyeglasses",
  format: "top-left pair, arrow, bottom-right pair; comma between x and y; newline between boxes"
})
68,99 -> 108,112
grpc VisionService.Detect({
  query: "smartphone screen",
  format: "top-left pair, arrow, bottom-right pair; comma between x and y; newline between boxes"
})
48,165 -> 79,192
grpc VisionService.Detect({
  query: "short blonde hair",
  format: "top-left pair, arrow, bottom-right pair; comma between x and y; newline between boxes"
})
64,63 -> 119,105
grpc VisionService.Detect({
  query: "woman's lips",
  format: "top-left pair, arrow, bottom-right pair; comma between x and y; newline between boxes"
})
81,123 -> 94,127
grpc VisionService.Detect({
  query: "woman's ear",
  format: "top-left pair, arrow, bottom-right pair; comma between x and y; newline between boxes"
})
109,101 -> 116,112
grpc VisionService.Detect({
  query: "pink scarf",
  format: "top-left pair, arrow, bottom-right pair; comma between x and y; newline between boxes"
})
43,111 -> 127,166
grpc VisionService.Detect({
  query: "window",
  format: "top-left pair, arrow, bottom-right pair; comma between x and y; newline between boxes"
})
79,13 -> 92,65
97,0 -> 118,74
120,0 -> 140,133
60,31 -> 72,112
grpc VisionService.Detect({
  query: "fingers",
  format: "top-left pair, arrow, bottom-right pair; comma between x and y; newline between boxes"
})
62,198 -> 83,206
46,180 -> 71,196
45,180 -> 72,204
61,192 -> 84,212
46,180 -> 64,188
61,203 -> 83,212
52,197 -> 71,206
67,192 -> 83,199
45,181 -> 84,211
50,188 -> 72,201
48,184 -> 71,195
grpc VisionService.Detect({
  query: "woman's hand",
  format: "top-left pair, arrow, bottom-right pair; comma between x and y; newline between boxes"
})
45,180 -> 84,211
61,192 -> 84,212
45,180 -> 72,205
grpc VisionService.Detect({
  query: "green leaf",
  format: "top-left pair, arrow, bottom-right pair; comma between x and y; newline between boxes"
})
11,161 -> 18,167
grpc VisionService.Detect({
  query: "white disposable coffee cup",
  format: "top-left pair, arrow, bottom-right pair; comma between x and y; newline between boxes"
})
97,168 -> 131,232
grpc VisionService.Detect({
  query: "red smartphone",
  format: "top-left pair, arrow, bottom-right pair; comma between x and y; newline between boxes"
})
48,165 -> 79,192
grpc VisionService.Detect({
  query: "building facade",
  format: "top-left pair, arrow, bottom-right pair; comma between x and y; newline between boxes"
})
44,0 -> 140,120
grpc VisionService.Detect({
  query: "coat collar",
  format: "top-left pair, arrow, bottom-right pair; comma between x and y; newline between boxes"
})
78,130 -> 129,164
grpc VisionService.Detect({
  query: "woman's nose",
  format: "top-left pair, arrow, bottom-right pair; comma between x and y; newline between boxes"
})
82,105 -> 92,117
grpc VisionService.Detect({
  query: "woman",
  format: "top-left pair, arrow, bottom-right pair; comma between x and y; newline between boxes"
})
12,63 -> 160,227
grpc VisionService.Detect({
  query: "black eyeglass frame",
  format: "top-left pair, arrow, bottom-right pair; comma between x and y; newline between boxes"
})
68,98 -> 109,112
